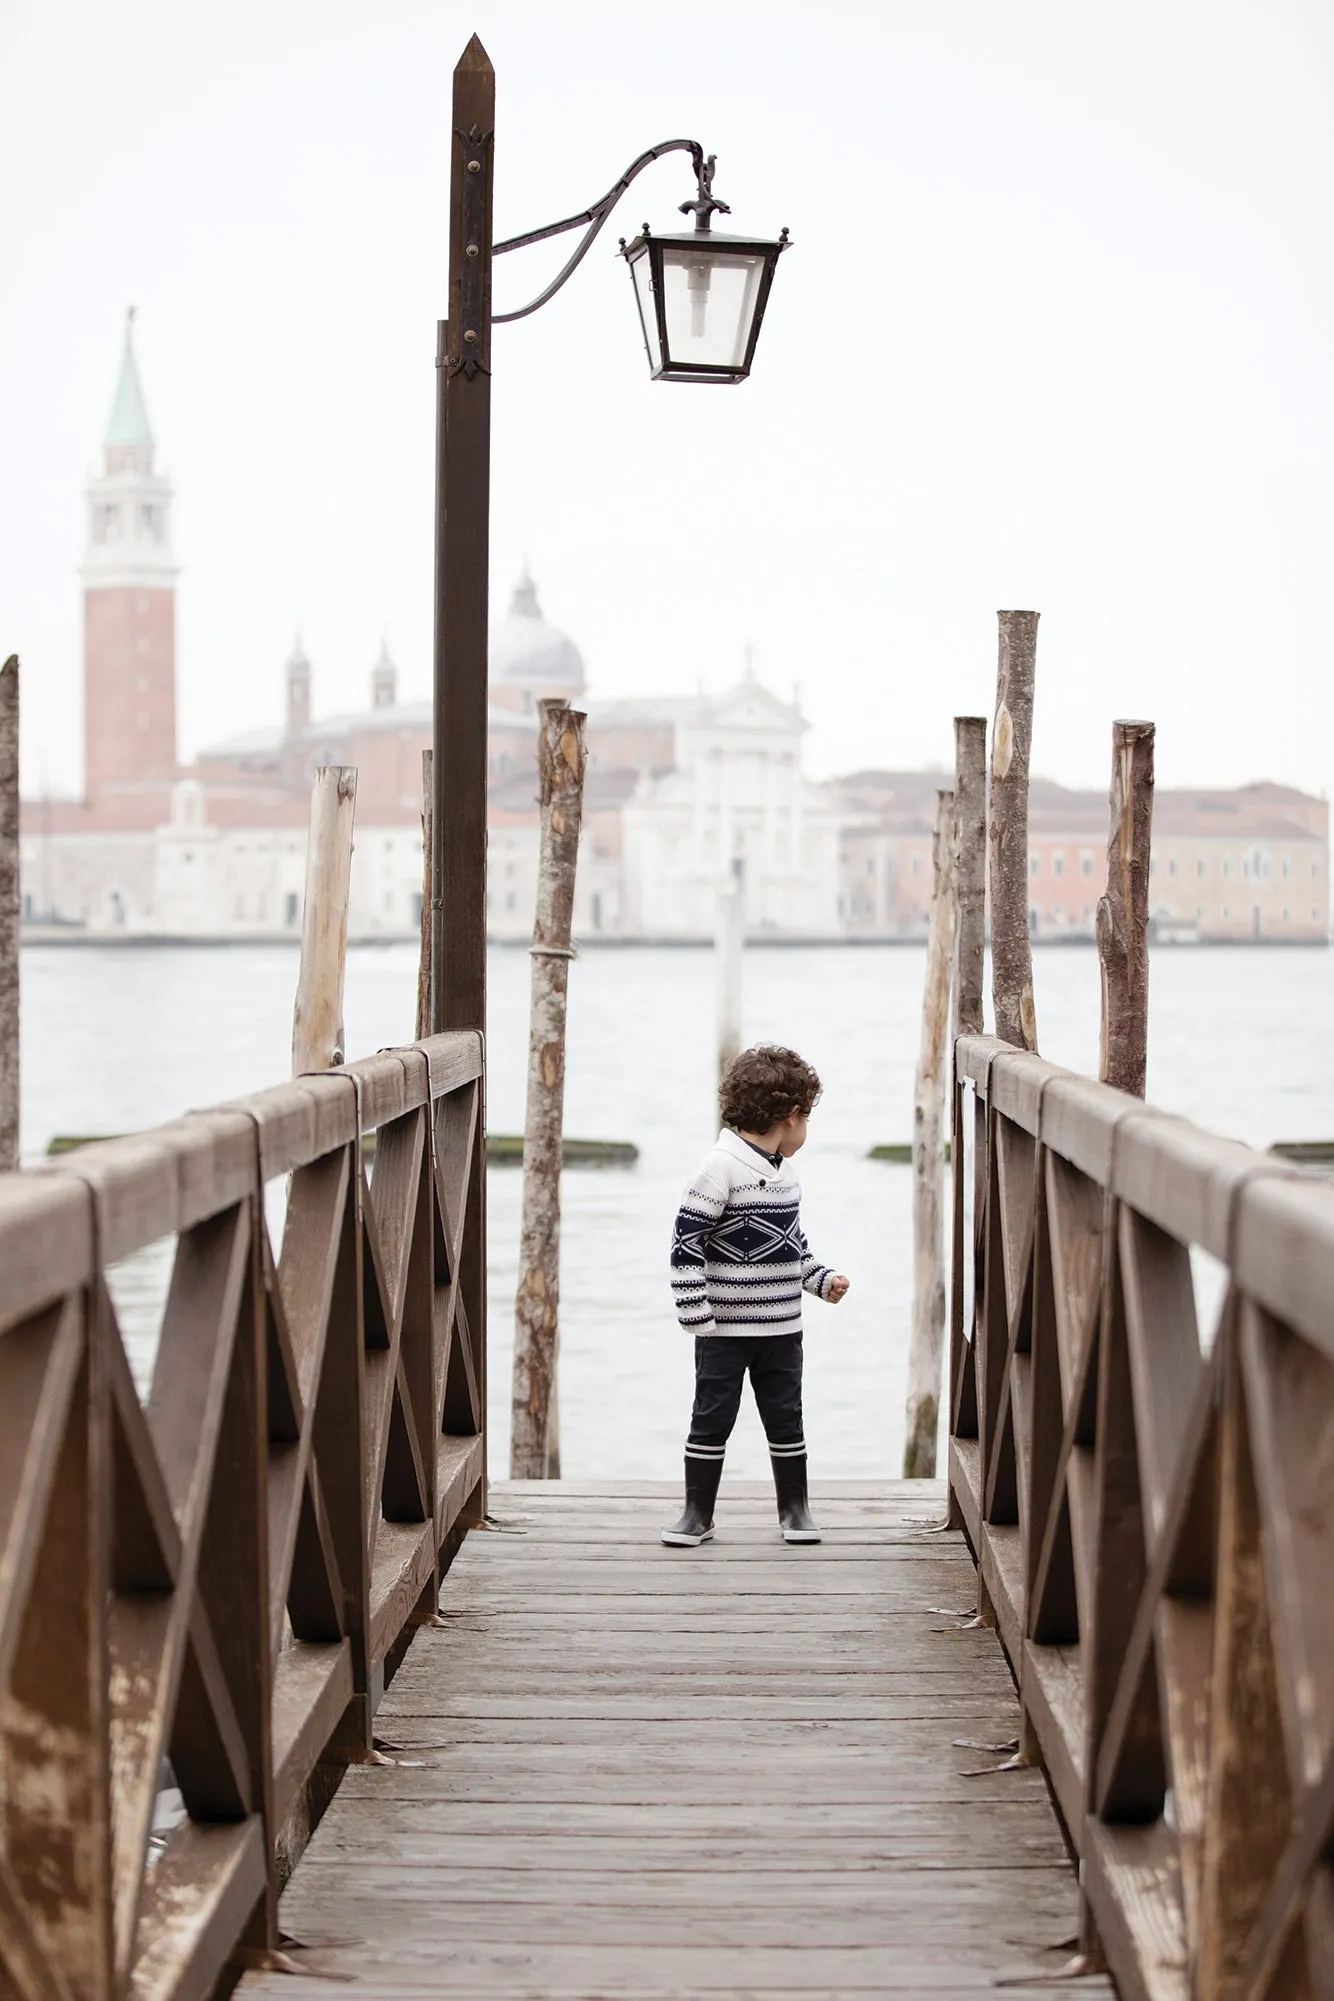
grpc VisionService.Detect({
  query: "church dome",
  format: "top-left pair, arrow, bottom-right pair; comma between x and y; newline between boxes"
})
491,574 -> 585,695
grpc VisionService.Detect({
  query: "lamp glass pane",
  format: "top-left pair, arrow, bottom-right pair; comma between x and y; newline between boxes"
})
630,250 -> 663,372
659,246 -> 766,371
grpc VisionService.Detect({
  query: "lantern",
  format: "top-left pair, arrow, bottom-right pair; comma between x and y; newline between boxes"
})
620,160 -> 789,384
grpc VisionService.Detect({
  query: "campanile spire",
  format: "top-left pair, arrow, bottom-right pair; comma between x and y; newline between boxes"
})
103,306 -> 155,467
82,312 -> 179,796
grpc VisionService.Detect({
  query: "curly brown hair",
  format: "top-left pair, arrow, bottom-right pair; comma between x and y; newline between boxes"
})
719,1044 -> 823,1135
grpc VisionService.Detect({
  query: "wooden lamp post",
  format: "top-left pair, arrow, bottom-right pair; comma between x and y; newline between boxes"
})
429,34 -> 791,1489
430,40 -> 790,1044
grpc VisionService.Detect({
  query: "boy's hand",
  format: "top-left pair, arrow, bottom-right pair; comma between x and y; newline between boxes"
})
827,1275 -> 850,1303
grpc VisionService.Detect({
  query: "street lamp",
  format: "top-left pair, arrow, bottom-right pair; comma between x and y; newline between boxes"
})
433,37 -> 790,1035
486,141 -> 788,382
488,142 -> 789,385
431,40 -> 789,1512
619,160 -> 790,385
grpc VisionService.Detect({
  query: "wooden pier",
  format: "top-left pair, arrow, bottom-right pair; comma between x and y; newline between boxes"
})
1,1025 -> 1333,1998
240,1480 -> 1102,1997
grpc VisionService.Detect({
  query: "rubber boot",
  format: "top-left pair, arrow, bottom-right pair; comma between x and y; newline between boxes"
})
771,1449 -> 821,1544
661,1453 -> 724,1547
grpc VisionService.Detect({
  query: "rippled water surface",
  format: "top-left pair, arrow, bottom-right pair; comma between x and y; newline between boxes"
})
19,941 -> 1334,1478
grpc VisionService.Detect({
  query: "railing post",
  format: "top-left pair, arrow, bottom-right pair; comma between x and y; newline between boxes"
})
0,1290 -> 115,1995
212,1189 -> 278,1965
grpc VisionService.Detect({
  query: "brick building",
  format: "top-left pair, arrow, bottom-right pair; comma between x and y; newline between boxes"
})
838,772 -> 1329,943
18,324 -> 1330,947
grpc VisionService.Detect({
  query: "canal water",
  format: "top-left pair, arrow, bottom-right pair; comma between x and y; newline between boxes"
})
17,942 -> 1334,1480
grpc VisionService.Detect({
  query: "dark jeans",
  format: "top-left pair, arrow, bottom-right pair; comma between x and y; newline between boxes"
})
686,1333 -> 804,1453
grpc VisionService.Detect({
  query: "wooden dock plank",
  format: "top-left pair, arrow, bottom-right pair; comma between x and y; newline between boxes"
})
241,1483 -> 1111,1997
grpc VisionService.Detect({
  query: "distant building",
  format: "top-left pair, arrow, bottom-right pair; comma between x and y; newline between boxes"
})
839,771 -> 1330,944
18,325 -> 1331,947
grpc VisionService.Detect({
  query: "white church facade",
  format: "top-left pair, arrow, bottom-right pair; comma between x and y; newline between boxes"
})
22,322 -> 1328,947
21,322 -> 851,944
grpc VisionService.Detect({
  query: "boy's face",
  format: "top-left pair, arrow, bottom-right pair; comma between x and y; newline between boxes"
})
775,1109 -> 810,1157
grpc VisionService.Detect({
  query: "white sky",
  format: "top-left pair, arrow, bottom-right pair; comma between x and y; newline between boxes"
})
2,0 -> 1332,801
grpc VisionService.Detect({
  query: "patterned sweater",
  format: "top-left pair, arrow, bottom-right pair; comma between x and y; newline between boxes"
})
670,1129 -> 836,1338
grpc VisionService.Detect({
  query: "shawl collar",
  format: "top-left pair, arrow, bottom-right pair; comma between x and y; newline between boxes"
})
716,1128 -> 793,1184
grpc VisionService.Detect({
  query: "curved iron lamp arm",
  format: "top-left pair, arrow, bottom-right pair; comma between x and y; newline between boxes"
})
492,138 -> 712,325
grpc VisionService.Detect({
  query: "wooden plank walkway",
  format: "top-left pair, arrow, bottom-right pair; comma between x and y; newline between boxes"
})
242,1483 -> 1112,1998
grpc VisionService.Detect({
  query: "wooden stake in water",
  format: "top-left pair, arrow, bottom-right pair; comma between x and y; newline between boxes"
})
946,717 -> 987,1526
415,750 -> 433,1042
716,855 -> 745,1087
990,611 -> 1040,1051
953,718 -> 987,1039
1097,720 -> 1155,1097
0,656 -> 18,1171
292,766 -> 357,1075
903,789 -> 957,1478
511,702 -> 587,1480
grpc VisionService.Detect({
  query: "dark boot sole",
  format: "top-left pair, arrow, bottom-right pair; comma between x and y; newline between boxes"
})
661,1525 -> 715,1547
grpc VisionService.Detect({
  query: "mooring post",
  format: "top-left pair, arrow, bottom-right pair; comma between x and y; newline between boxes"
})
415,749 -> 433,1042
953,718 -> 987,1039
989,611 -> 1040,1051
0,656 -> 17,1172
716,854 -> 745,1086
946,716 -> 987,1525
1097,720 -> 1155,1096
904,787 -> 957,1478
292,766 -> 357,1076
510,702 -> 588,1479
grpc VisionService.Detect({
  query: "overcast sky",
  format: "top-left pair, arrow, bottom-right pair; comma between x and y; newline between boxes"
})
3,0 -> 1332,801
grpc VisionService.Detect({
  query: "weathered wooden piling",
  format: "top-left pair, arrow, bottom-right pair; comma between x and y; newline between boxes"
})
946,715 -> 987,1529
716,855 -> 745,1085
1097,720 -> 1155,1096
904,788 -> 957,1478
415,750 -> 433,1042
953,717 -> 987,1039
292,765 -> 357,1075
510,701 -> 588,1480
0,656 -> 17,1172
989,612 -> 1040,1051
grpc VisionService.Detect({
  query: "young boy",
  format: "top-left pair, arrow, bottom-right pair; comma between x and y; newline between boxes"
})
663,1043 -> 849,1548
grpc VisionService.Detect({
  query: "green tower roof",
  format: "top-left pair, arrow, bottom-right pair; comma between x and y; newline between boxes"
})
105,309 -> 153,449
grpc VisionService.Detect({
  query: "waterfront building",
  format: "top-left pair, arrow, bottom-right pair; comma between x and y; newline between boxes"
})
838,772 -> 1330,944
17,327 -> 1331,947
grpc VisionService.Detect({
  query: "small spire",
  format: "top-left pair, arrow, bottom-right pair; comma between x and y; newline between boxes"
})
372,638 -> 397,709
511,570 -> 541,618
105,307 -> 154,450
288,632 -> 310,673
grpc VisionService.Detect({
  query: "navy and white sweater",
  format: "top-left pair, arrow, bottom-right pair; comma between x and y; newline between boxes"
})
670,1129 -> 836,1339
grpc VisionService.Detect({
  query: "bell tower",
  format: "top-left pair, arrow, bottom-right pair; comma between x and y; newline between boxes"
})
82,310 -> 179,797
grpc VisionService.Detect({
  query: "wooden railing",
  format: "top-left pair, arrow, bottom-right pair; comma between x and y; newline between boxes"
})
949,1032 -> 1334,1999
0,1033 -> 485,2000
